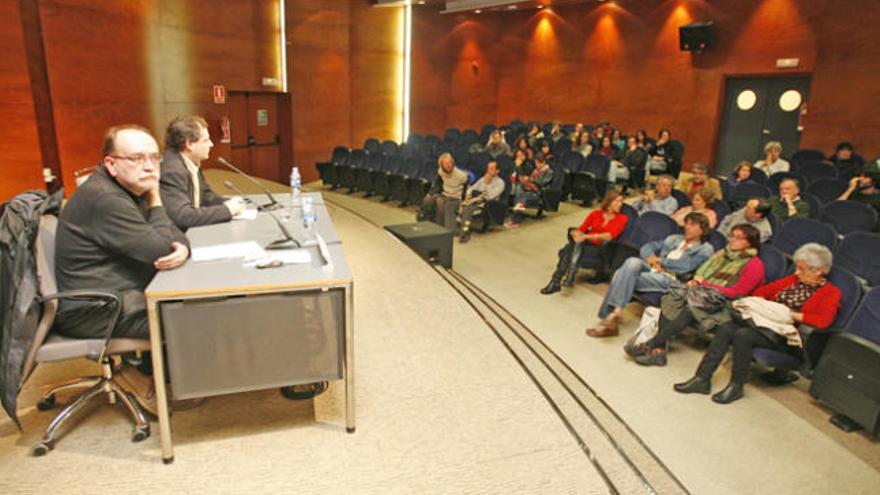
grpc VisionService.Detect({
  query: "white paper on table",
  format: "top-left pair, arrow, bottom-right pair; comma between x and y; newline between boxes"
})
191,241 -> 265,262
233,208 -> 258,220
242,249 -> 312,268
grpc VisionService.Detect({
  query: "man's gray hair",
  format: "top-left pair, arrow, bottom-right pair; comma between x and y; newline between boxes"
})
764,141 -> 782,153
793,243 -> 833,272
658,175 -> 675,186
437,152 -> 454,166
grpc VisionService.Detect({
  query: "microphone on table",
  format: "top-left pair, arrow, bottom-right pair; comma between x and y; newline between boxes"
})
265,210 -> 301,250
216,157 -> 281,211
222,180 -> 255,205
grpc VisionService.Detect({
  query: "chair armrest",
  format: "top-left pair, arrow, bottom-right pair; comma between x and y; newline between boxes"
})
799,324 -> 843,378
41,290 -> 122,362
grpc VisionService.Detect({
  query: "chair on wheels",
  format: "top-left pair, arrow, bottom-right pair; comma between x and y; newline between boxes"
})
20,215 -> 152,456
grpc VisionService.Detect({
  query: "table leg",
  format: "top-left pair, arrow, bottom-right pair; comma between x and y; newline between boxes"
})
147,299 -> 174,463
344,284 -> 355,433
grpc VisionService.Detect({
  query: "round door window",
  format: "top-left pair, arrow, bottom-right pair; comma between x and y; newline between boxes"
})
779,90 -> 802,112
736,89 -> 757,111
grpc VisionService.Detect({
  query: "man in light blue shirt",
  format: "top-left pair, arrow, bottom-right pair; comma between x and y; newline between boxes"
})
634,175 -> 678,215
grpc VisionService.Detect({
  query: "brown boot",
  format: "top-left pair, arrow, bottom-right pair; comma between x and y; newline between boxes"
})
116,365 -> 157,417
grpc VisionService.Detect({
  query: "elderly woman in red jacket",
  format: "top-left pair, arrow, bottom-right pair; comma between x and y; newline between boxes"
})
673,243 -> 841,404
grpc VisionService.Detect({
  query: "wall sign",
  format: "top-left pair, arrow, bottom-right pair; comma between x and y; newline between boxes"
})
213,84 -> 226,104
256,109 -> 269,126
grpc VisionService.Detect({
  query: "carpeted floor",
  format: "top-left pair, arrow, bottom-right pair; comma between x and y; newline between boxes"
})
1,170 -> 877,494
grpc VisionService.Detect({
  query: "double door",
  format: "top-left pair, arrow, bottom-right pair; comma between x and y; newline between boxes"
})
228,91 -> 291,183
715,76 -> 811,176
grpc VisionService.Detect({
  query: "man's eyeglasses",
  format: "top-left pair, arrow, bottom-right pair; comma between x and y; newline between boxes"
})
110,154 -> 162,166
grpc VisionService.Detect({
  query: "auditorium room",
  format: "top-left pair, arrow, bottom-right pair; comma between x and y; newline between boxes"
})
1,1 -> 878,493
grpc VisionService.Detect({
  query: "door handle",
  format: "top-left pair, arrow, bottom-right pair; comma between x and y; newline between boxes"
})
762,129 -> 771,135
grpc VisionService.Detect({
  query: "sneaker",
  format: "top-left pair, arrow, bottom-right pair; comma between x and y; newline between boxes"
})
504,220 -> 520,229
115,365 -> 157,416
634,347 -> 667,366
513,203 -> 526,212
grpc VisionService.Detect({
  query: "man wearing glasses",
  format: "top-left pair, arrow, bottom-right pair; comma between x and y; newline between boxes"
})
54,125 -> 190,414
160,115 -> 246,230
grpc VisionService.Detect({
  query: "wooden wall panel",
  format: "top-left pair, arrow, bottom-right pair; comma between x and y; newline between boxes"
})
38,0 -> 282,192
0,1 -> 50,202
411,0 -> 880,168
286,0 -> 352,183
349,1 -> 402,146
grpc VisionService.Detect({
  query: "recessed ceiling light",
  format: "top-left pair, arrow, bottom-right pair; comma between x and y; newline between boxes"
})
507,5 -> 518,9
475,9 -> 482,13
537,5 -> 544,8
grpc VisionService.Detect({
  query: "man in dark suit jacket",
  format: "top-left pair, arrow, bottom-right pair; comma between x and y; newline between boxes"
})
160,115 -> 245,230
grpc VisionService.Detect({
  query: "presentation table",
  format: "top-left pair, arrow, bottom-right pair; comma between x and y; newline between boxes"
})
145,193 -> 354,464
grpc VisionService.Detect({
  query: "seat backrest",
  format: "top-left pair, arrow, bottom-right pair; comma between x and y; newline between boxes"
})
20,215 -> 59,386
845,286 -> 880,343
467,152 -> 491,178
460,129 -> 479,147
628,211 -> 679,247
834,231 -> 880,287
800,192 -> 822,219
671,188 -> 691,208
348,149 -> 366,168
826,266 -> 862,329
771,217 -> 838,255
366,151 -> 384,171
707,229 -> 727,252
758,244 -> 789,283
820,200 -> 878,236
331,146 -> 350,165
790,149 -> 827,168
363,138 -> 381,155
561,150 -> 584,173
616,203 -> 640,243
384,155 -> 404,175
443,128 -> 461,143
583,154 -> 609,178
729,182 -> 771,206
748,167 -> 768,184
712,199 -> 731,224
801,161 -> 838,183
807,177 -> 849,204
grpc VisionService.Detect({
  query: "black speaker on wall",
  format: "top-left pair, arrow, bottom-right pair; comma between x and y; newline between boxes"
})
679,21 -> 714,52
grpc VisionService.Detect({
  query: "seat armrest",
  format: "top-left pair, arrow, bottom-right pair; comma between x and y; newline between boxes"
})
799,324 -> 843,377
41,290 -> 122,362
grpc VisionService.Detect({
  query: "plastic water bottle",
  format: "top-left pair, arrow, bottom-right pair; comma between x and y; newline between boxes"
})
289,166 -> 302,220
302,196 -> 317,237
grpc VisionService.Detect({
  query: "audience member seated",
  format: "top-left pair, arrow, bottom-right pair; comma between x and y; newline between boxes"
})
671,189 -> 718,229
829,141 -> 860,178
586,213 -> 714,337
514,135 -> 531,157
458,160 -> 505,243
538,140 -> 554,164
598,135 -> 628,183
510,148 -> 529,177
768,178 -> 810,222
569,123 -> 585,142
549,121 -> 565,143
673,243 -> 840,404
418,152 -> 469,229
676,163 -> 721,201
573,131 -> 593,158
726,161 -> 753,188
616,136 -> 649,189
483,130 -> 512,158
635,129 -> 652,151
753,141 -> 791,176
597,135 -> 616,158
838,169 -> 880,214
159,115 -> 246,230
717,198 -> 773,242
611,129 -> 626,153
508,153 -> 553,227
539,191 -> 628,294
627,224 -> 765,366
526,123 -> 544,149
633,175 -> 678,215
55,124 -> 191,414
645,128 -> 673,181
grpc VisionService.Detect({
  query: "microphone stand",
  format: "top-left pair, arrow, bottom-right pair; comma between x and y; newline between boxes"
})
216,157 -> 282,211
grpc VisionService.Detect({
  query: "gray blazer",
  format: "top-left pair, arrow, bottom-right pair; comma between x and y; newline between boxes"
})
159,150 -> 231,230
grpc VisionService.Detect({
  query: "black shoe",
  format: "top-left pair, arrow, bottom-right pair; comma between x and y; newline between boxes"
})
540,280 -> 561,295
674,376 -> 711,395
712,382 -> 744,404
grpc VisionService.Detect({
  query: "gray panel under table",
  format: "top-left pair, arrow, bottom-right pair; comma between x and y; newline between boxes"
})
161,288 -> 344,400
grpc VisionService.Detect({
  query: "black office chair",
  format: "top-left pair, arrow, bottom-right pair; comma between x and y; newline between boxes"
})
21,214 -> 152,456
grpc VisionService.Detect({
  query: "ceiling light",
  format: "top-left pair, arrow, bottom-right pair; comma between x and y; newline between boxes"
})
475,8 -> 482,13
507,5 -> 518,10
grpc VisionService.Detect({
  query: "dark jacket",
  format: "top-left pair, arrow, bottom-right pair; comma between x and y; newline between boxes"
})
0,189 -> 63,426
55,166 -> 189,307
159,149 -> 231,230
